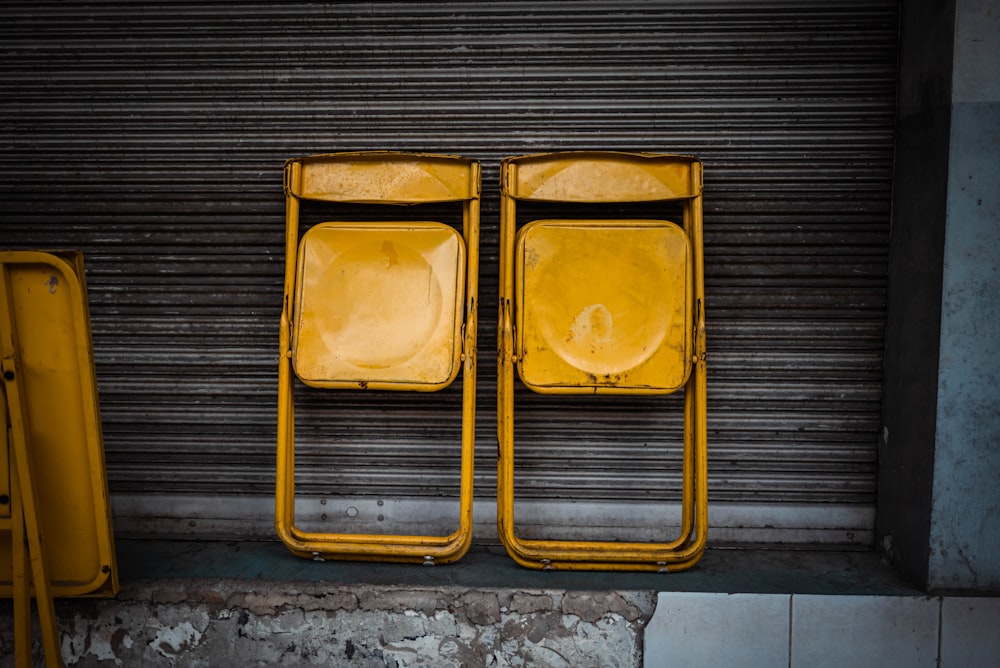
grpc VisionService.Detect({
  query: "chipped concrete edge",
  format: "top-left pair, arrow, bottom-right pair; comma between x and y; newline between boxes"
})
0,580 -> 658,667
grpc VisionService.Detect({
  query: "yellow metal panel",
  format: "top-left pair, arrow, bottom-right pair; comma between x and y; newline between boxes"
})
0,251 -> 117,597
288,151 -> 477,203
515,220 -> 692,394
502,151 -> 700,203
292,222 -> 465,390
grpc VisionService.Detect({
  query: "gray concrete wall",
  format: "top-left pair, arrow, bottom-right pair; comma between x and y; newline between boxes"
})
928,0 -> 1000,591
0,581 -> 654,667
880,0 -> 1000,592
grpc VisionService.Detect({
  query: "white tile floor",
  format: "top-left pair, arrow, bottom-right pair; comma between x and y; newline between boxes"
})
790,594 -> 938,667
939,597 -> 1000,667
644,592 -> 1000,668
643,592 -> 790,667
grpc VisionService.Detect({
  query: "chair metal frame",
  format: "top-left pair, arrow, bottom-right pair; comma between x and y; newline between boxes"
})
497,151 -> 708,571
276,152 -> 480,564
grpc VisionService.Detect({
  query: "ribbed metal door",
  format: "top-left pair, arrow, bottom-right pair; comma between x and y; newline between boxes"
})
0,1 -> 896,544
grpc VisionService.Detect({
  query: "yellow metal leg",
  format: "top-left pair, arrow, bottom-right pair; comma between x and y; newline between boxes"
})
9,447 -> 64,667
2,267 -> 64,667
7,422 -> 32,668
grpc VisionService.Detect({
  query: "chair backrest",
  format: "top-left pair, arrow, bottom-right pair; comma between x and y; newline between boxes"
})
286,151 -> 479,204
501,150 -> 700,203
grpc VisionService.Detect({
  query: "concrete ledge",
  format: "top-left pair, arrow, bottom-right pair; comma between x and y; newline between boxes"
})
0,540 -> 939,666
111,539 -> 920,595
4,579 -> 653,666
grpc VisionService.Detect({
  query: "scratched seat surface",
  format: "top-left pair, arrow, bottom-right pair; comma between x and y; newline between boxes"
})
515,219 -> 692,394
292,221 -> 465,390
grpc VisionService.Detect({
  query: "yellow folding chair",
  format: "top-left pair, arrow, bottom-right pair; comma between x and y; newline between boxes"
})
1,250 -> 118,667
276,152 -> 480,564
497,151 -> 708,571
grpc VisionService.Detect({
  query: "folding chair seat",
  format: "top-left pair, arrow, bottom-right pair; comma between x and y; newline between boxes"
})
497,151 -> 707,571
277,152 -> 479,564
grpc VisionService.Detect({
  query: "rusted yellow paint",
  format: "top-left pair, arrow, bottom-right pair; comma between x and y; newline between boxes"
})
497,151 -> 708,571
276,152 -> 480,564
502,150 -> 698,202
292,222 -> 465,390
516,219 -> 692,394
288,151 -> 477,204
1,251 -> 118,666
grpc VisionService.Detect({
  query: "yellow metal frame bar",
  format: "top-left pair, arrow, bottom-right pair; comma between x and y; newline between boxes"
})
276,152 -> 480,564
497,151 -> 708,571
0,327 -> 61,666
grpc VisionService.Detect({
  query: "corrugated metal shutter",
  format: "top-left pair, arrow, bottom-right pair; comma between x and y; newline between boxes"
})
0,1 -> 896,545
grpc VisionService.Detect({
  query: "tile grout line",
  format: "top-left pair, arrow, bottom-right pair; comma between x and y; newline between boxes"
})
788,594 -> 794,668
936,597 -> 943,668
